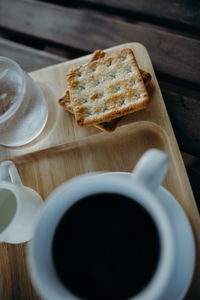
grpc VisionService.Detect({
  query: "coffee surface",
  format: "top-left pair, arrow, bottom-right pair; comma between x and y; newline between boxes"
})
52,193 -> 160,300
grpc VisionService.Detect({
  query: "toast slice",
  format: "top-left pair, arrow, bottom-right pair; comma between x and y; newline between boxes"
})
67,48 -> 150,127
59,49 -> 151,131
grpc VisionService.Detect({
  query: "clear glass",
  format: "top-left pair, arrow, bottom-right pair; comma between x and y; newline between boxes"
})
0,57 -> 48,147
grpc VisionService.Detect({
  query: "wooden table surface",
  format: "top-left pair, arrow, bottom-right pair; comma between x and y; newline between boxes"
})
0,0 -> 200,299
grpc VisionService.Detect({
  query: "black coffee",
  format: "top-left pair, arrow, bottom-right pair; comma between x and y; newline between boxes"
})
52,193 -> 160,300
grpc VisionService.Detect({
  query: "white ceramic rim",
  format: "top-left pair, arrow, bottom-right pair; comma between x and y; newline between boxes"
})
28,172 -> 176,300
0,183 -> 21,242
0,56 -> 26,124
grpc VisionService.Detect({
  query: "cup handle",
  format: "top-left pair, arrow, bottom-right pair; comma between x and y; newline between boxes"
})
0,160 -> 22,185
133,149 -> 169,192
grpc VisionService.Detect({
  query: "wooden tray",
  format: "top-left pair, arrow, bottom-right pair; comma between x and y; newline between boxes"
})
0,43 -> 199,299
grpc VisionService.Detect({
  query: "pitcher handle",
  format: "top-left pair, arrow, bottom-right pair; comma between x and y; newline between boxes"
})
133,149 -> 169,191
0,160 -> 22,185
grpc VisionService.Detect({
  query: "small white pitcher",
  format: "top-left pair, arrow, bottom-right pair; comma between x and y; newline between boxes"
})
0,160 -> 43,244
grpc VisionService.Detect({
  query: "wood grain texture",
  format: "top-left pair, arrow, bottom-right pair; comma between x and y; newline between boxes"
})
162,89 -> 200,157
79,0 -> 200,32
182,152 -> 200,212
0,0 -> 200,85
0,43 -> 199,299
0,243 -> 40,299
0,38 -> 65,72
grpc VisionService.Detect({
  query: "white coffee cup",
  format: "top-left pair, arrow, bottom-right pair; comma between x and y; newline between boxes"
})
28,149 -> 195,300
0,160 -> 43,244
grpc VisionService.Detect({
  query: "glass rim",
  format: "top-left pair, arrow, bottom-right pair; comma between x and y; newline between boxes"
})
0,56 -> 26,124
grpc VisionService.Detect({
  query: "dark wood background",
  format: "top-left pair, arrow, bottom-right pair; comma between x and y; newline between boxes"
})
0,0 -> 200,212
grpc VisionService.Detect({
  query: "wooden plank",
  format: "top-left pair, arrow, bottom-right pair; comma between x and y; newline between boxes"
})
0,0 -> 200,86
161,87 -> 200,157
182,152 -> 200,212
187,165 -> 200,212
184,152 -> 200,212
79,0 -> 200,32
0,38 -> 65,72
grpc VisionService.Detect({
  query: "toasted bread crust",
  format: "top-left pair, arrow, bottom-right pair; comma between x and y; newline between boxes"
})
59,90 -> 121,132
